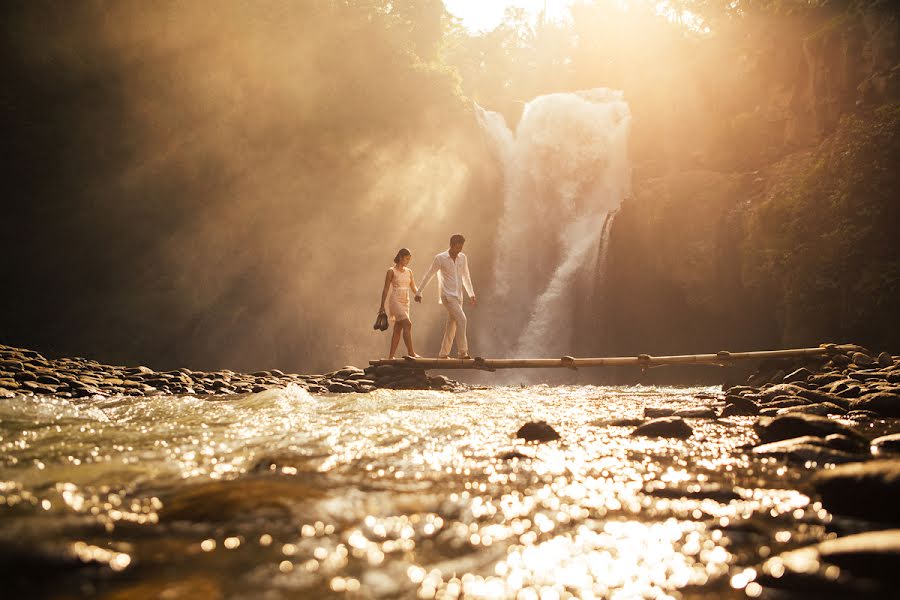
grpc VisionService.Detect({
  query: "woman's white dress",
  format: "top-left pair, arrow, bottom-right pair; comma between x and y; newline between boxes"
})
387,266 -> 411,323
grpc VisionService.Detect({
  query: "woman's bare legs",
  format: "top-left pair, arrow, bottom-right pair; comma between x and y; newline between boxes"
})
389,321 -> 403,359
401,320 -> 419,357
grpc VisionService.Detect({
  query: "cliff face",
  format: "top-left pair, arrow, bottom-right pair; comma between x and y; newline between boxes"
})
601,3 -> 900,355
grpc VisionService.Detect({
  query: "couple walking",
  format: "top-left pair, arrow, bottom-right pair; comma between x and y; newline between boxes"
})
379,234 -> 476,359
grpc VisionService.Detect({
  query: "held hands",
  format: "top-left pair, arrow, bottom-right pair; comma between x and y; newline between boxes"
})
414,295 -> 422,303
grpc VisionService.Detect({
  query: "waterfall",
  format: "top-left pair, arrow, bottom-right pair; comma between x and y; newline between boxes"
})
476,89 -> 631,360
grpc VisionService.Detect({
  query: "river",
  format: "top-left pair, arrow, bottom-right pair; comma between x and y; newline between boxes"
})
1,383 -> 857,599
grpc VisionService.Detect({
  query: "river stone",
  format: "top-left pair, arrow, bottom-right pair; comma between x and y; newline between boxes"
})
631,417 -> 693,439
327,382 -> 355,393
783,367 -> 813,383
796,388 -> 850,409
672,407 -> 717,418
851,392 -> 900,417
723,395 -> 759,415
758,383 -> 806,402
516,421 -> 561,442
777,402 -> 847,416
871,433 -> 900,457
753,437 -> 863,465
753,414 -> 862,444
809,373 -> 846,386
852,352 -> 876,367
644,407 -> 675,418
826,433 -> 870,454
812,460 -> 900,522
877,352 -> 895,369
756,530 -> 900,595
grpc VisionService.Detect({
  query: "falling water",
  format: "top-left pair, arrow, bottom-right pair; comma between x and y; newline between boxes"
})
476,89 -> 631,361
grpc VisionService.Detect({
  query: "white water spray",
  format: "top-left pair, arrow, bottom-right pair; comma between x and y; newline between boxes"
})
476,89 -> 631,360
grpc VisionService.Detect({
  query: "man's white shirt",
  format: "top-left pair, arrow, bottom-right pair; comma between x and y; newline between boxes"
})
418,251 -> 474,303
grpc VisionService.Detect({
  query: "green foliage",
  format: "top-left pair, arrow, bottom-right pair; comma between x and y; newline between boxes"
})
743,104 -> 900,346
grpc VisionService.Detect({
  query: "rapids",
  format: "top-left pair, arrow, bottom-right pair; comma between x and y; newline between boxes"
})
0,385 -> 847,599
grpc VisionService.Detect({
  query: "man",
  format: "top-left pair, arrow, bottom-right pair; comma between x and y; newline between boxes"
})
415,234 -> 477,359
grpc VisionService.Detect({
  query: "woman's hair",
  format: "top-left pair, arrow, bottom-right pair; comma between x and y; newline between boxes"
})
393,248 -> 411,264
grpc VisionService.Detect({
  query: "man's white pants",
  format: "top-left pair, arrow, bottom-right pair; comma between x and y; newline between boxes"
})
440,295 -> 468,357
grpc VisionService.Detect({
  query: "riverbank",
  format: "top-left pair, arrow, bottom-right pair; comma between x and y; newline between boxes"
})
0,343 -> 462,399
3,342 -> 900,597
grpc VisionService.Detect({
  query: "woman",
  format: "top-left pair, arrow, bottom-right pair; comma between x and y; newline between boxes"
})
379,248 -> 421,359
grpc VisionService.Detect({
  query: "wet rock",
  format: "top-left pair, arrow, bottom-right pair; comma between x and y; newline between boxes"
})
852,352 -> 876,367
809,373 -> 847,386
753,414 -> 863,444
851,392 -> 900,417
672,407 -> 717,418
758,383 -> 806,402
826,433 -> 870,454
830,353 -> 852,368
497,450 -> 531,461
722,395 -> 759,415
783,367 -> 813,383
632,417 -> 693,439
756,530 -> 900,596
752,437 -> 863,465
795,388 -> 851,409
871,433 -> 900,457
515,421 -> 561,442
644,407 -> 675,418
777,402 -> 847,416
878,352 -> 895,368
812,460 -> 900,522
327,382 -> 356,393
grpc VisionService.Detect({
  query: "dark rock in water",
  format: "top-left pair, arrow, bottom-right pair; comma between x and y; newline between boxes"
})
844,410 -> 880,421
812,460 -> 900,522
878,352 -> 895,368
871,433 -> 900,457
783,367 -> 813,383
826,433 -> 870,454
765,397 -> 812,410
852,352 -> 876,367
830,353 -> 852,368
327,381 -> 356,393
851,392 -> 900,417
497,450 -> 531,460
673,407 -> 717,419
809,372 -> 847,386
796,388 -> 851,409
758,383 -> 806,402
754,414 -> 863,444
752,437 -> 863,465
632,417 -> 693,439
777,402 -> 847,416
756,530 -> 900,596
723,395 -> 759,415
644,407 -> 675,418
515,421 -> 561,442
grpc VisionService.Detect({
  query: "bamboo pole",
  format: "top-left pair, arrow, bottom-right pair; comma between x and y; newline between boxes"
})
368,345 -> 850,371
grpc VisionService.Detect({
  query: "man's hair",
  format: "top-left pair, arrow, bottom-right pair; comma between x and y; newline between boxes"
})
450,234 -> 466,246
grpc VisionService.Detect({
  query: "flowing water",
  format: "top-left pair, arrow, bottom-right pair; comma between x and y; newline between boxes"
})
476,90 -> 631,362
0,385 -> 838,599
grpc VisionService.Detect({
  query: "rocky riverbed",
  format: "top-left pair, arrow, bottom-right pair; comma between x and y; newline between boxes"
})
0,344 -> 462,399
3,341 -> 900,598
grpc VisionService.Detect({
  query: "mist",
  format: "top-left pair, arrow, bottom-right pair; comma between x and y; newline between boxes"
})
1,1 -> 501,373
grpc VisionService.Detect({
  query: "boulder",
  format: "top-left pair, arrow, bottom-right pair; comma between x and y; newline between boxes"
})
812,460 -> 900,522
871,433 -> 900,457
753,414 -> 862,444
631,417 -> 693,439
851,392 -> 900,417
515,421 -> 561,442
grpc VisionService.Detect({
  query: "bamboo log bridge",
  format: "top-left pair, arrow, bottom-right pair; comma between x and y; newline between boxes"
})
369,344 -> 853,372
